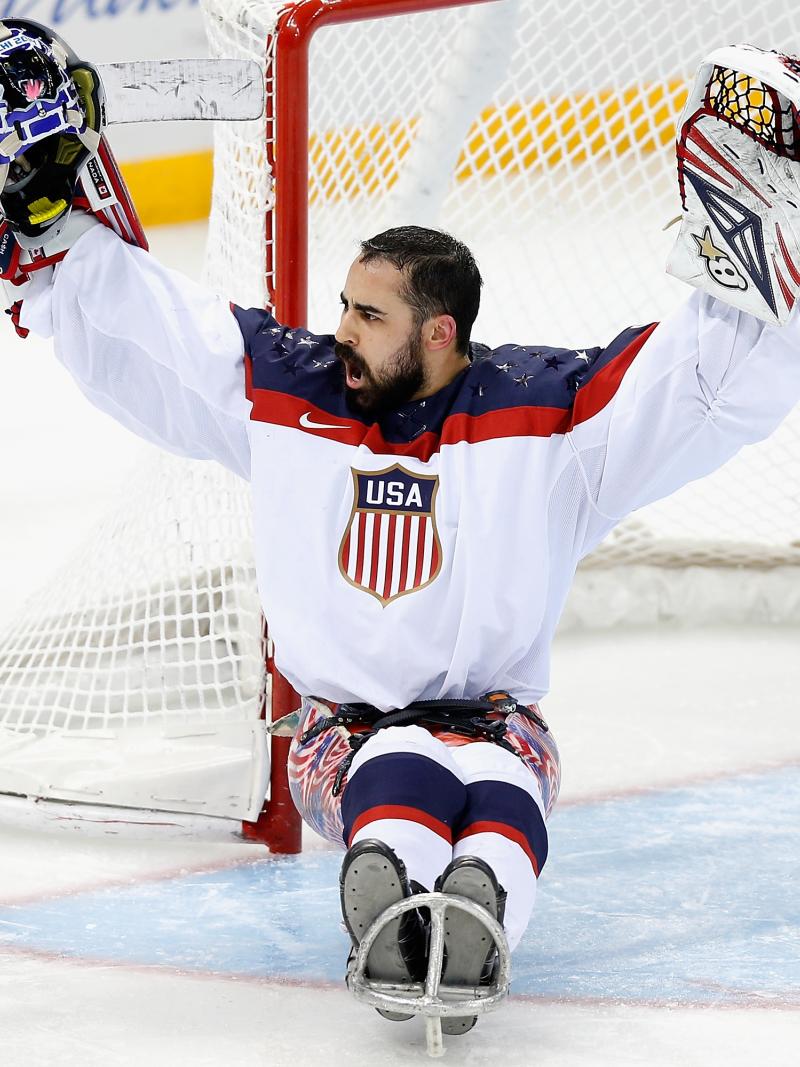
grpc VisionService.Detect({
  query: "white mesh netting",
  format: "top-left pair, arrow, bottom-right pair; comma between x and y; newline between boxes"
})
0,453 -> 267,819
1,458 -> 262,729
2,0 -> 800,820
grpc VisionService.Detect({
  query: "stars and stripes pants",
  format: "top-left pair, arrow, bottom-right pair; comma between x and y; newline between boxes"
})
288,698 -> 560,950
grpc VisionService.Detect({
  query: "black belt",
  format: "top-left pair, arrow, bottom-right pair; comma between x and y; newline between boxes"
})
299,693 -> 549,796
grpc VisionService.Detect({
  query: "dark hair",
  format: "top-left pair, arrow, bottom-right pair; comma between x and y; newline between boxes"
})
359,226 -> 482,354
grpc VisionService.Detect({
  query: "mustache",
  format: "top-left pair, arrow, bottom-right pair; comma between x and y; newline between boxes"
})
335,342 -> 370,386
334,341 -> 361,365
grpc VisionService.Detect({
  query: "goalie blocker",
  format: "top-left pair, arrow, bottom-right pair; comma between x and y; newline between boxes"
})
0,18 -> 146,336
667,44 -> 800,326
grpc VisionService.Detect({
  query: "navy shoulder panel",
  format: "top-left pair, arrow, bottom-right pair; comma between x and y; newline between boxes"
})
233,304 -> 350,417
234,303 -> 656,444
451,342 -> 602,418
451,325 -> 655,419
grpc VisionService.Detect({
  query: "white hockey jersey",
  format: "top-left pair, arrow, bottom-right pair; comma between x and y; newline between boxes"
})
20,225 -> 800,709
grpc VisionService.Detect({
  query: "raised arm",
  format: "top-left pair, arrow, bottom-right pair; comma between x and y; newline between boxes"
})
567,290 -> 800,537
21,223 -> 253,478
568,43 -> 800,544
0,20 -> 253,477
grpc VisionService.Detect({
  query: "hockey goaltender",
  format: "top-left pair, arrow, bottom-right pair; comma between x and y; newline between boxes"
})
3,17 -> 800,1052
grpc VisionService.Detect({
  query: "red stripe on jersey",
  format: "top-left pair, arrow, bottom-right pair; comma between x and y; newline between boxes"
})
348,804 -> 453,845
456,820 -> 541,877
569,321 -> 657,430
244,352 -> 254,402
249,391 -> 361,443
398,514 -> 412,592
382,513 -> 397,601
368,514 -> 381,591
429,527 -> 440,577
354,512 -> 366,586
247,324 -> 658,458
414,516 -> 426,588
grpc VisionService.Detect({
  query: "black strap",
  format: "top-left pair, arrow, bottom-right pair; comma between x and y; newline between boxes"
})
300,697 -> 504,745
298,693 -> 548,797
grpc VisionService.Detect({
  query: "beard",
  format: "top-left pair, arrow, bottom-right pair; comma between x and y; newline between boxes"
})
335,330 -> 427,416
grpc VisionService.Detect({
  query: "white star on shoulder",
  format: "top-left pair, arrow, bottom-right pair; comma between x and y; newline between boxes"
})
575,350 -> 591,364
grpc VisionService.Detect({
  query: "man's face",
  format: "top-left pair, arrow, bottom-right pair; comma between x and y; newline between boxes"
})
335,257 -> 426,416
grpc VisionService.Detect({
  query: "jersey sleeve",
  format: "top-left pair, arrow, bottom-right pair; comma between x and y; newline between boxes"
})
20,224 -> 252,479
566,290 -> 800,542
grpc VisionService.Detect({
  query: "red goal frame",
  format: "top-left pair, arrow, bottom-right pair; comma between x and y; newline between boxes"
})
246,0 -> 492,853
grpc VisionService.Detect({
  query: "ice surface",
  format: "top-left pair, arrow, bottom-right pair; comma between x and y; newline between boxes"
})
3,769 -> 799,1003
2,952 -> 797,1067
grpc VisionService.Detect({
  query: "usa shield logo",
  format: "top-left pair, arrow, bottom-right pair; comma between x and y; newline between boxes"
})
339,464 -> 442,606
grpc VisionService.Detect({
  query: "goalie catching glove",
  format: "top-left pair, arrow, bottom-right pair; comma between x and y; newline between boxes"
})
0,18 -> 147,336
667,44 -> 800,326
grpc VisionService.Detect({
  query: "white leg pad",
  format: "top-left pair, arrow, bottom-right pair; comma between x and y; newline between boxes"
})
449,742 -> 546,951
449,740 -> 546,819
348,724 -> 463,777
348,726 -> 464,890
452,830 -> 537,951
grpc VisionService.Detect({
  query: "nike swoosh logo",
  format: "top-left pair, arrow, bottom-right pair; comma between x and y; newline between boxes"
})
299,412 -> 352,431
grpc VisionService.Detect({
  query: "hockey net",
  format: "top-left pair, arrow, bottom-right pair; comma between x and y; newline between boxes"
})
1,0 -> 799,844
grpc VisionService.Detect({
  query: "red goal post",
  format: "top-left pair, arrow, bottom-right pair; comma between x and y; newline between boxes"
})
246,0 -> 494,852
266,0 -> 494,326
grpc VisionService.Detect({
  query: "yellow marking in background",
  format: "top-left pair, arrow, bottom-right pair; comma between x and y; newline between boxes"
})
310,80 -> 688,203
123,82 -> 689,225
120,150 -> 214,226
457,79 -> 688,179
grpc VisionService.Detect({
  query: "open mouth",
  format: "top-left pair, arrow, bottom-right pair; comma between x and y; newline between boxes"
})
337,348 -> 364,389
345,360 -> 363,388
335,342 -> 368,392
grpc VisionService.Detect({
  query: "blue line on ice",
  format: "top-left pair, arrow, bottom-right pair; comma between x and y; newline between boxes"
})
2,767 -> 798,1004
